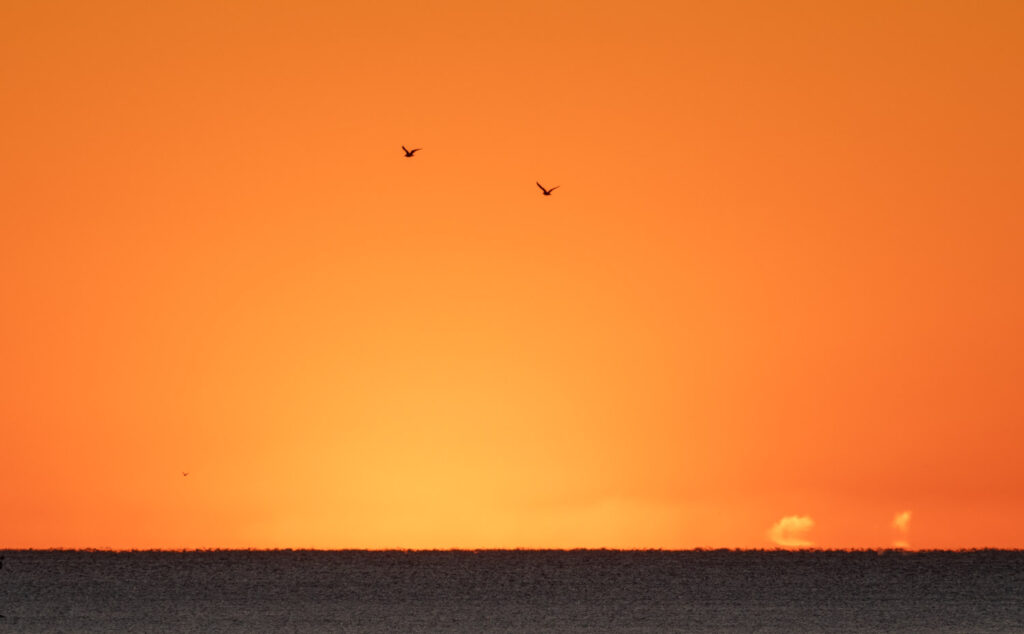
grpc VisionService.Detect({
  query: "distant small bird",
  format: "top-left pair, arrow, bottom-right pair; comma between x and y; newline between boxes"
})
402,145 -> 421,157
182,472 -> 189,477
537,182 -> 560,196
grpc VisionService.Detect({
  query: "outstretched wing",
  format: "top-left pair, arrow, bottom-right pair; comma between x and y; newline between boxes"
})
549,186 -> 560,192
536,182 -> 546,192
410,148 -> 421,154
402,145 -> 409,153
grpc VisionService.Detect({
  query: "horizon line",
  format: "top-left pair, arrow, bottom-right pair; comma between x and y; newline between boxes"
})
4,547 -> 1022,554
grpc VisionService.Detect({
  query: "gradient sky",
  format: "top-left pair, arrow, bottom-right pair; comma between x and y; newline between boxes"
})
2,1 -> 1022,549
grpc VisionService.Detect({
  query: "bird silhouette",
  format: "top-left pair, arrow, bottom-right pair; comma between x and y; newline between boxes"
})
402,145 -> 421,157
182,472 -> 189,477
537,182 -> 560,196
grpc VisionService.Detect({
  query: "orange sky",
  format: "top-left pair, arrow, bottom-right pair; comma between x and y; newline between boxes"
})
2,1 -> 1022,549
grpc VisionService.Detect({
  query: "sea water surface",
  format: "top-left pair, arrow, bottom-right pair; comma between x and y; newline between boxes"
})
0,549 -> 1021,632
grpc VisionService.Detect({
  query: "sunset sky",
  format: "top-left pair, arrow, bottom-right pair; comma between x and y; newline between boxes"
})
2,1 -> 1022,550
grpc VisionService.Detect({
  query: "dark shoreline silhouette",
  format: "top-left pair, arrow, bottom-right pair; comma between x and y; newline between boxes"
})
0,549 -> 1020,631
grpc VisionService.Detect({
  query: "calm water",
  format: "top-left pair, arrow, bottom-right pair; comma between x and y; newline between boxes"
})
0,550 -> 1021,632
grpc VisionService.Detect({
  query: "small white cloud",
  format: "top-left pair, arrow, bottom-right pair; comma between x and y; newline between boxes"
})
769,515 -> 815,547
893,510 -> 911,532
892,510 -> 912,548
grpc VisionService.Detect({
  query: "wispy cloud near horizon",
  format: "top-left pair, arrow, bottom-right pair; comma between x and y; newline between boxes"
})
769,515 -> 815,547
892,510 -> 911,548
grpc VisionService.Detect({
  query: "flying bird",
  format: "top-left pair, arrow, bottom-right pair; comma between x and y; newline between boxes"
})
537,182 -> 560,196
402,145 -> 421,157
182,472 -> 189,477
